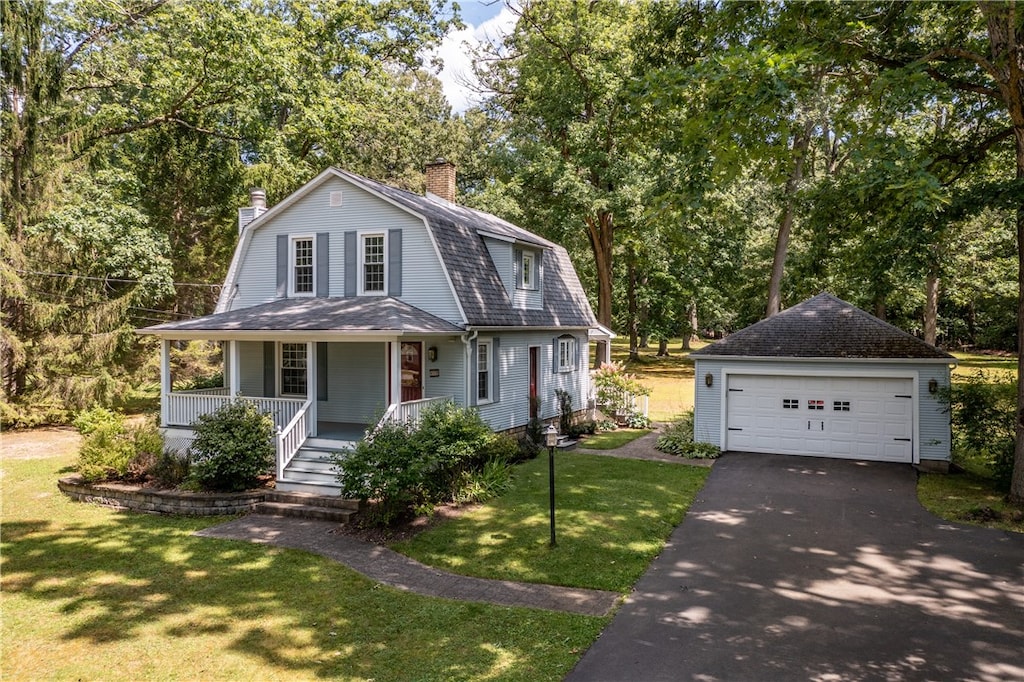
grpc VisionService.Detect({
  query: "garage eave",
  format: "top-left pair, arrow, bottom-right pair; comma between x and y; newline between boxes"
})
694,354 -> 957,366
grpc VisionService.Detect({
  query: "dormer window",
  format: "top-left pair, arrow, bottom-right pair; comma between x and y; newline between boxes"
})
290,236 -> 315,296
521,251 -> 536,289
360,232 -> 386,295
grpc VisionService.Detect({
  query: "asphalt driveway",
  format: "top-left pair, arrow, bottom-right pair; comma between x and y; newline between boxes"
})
567,453 -> 1024,682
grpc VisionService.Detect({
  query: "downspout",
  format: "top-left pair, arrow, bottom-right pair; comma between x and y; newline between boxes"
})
462,329 -> 478,407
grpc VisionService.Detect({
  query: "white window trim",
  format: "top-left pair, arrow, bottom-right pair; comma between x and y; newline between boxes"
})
358,230 -> 388,296
557,337 -> 576,373
520,250 -> 536,290
278,342 -> 308,397
288,234 -> 316,298
477,338 -> 493,404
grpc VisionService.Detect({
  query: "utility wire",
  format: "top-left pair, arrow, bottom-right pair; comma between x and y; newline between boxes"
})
13,268 -> 222,289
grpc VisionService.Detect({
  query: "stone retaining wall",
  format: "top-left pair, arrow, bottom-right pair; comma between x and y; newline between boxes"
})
58,475 -> 265,516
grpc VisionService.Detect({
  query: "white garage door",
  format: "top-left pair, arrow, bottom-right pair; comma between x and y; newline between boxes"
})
725,375 -> 914,462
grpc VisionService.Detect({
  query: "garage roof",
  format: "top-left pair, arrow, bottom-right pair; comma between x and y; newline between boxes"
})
692,293 -> 954,360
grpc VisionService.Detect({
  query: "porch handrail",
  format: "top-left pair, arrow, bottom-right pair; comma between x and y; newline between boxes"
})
174,386 -> 230,396
276,399 -> 312,480
164,392 -> 305,429
371,396 -> 451,437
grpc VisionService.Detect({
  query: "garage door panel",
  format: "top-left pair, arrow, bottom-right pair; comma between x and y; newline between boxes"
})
725,374 -> 913,463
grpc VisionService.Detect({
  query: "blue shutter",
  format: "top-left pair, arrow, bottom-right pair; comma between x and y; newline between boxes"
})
514,248 -> 522,288
492,337 -> 501,403
388,229 -> 402,296
276,235 -> 288,298
316,233 -> 329,297
537,249 -> 544,292
316,342 -> 328,401
575,335 -> 581,371
263,341 -> 276,396
552,337 -> 559,373
344,231 -> 356,296
469,338 -> 478,406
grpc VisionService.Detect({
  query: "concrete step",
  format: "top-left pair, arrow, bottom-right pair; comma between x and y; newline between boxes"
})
282,467 -> 337,485
254,500 -> 357,523
305,437 -> 358,450
264,490 -> 361,511
274,478 -> 343,496
289,456 -> 336,472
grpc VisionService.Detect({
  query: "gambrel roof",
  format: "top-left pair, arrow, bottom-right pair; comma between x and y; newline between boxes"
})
692,293 -> 954,361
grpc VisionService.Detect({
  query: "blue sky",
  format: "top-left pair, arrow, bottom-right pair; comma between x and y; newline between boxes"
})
431,1 -> 515,113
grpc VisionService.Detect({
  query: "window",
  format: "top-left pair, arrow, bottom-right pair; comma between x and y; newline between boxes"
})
833,401 -> 851,412
807,399 -> 824,410
477,340 -> 491,402
558,337 -> 576,372
290,237 -> 314,295
521,251 -> 535,289
280,343 -> 307,396
360,233 -> 386,294
783,398 -> 799,409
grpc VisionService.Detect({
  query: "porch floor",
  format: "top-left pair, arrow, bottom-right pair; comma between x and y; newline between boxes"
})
315,421 -> 367,442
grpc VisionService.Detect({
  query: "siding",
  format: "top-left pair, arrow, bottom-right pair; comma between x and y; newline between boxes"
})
231,176 -> 463,325
238,341 -> 265,396
421,338 -> 465,405
318,342 -> 387,424
483,237 -> 513,298
475,330 -> 589,432
693,359 -> 952,462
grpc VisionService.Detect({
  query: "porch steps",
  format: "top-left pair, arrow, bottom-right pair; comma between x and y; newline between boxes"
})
275,444 -> 346,495
256,491 -> 362,523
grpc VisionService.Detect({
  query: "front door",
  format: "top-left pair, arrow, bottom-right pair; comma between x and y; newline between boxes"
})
529,346 -> 539,418
401,342 -> 423,402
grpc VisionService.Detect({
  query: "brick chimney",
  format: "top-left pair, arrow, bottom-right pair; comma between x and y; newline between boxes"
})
238,188 -> 268,233
425,159 -> 456,203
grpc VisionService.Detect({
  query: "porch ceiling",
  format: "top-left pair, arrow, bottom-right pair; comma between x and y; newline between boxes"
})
138,296 -> 464,337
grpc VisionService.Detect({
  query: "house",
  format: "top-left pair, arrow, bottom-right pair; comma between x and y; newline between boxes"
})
691,293 -> 956,471
139,162 -> 603,494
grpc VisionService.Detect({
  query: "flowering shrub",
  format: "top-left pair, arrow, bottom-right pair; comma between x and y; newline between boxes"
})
592,362 -> 651,420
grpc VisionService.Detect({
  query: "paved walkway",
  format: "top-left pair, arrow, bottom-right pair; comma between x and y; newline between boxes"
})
196,427 -> 704,617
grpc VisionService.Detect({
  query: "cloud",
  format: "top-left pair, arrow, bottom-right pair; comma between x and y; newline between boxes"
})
431,3 -> 517,114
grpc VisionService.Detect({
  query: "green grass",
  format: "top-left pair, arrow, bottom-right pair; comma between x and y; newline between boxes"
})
918,471 -> 1023,533
395,454 -> 710,593
577,428 -> 651,450
951,351 -> 1016,379
1,454 -> 606,681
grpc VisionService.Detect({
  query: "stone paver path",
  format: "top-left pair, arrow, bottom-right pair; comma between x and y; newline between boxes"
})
575,425 -> 715,467
197,514 -> 620,616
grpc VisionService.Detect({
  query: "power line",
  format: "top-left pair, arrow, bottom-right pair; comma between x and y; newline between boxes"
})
13,268 -> 222,289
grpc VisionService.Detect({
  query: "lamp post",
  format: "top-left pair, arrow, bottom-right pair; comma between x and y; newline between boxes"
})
545,423 -> 558,547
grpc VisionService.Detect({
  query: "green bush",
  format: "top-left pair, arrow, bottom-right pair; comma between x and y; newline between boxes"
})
452,458 -> 513,505
332,402 -> 504,527
555,388 -> 574,435
656,411 -> 720,459
188,399 -> 275,492
75,408 -> 165,483
148,450 -> 191,488
947,371 -> 1015,490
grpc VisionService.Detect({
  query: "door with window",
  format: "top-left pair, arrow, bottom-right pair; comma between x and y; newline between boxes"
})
401,342 -> 423,402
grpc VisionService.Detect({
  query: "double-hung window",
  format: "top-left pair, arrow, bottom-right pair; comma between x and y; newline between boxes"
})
290,236 -> 315,296
557,337 -> 576,372
360,233 -> 386,294
477,340 -> 491,403
520,251 -> 535,289
280,343 -> 308,396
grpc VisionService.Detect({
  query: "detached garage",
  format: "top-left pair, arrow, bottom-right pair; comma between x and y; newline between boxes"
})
692,293 -> 956,470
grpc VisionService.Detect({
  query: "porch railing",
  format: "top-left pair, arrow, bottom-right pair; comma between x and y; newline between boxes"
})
372,396 -> 452,436
589,376 -> 650,419
276,399 -> 312,480
164,392 -> 308,431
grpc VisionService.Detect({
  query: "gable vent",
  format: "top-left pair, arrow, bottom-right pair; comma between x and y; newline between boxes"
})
329,191 -> 343,207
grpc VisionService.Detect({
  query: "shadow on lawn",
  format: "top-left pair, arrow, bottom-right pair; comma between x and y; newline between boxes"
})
1,509 -> 594,679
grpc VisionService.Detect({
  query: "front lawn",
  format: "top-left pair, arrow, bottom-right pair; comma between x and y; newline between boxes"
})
918,471 -> 1023,533
578,428 -> 650,450
1,453 -> 606,681
395,454 -> 710,592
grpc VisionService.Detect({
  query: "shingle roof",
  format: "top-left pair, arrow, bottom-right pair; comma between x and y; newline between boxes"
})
691,293 -> 954,360
334,169 -> 597,329
143,297 -> 463,334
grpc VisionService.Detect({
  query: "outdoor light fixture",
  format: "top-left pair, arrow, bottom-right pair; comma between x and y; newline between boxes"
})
705,373 -> 714,387
545,424 -> 558,547
428,346 -> 438,362
928,378 -> 938,394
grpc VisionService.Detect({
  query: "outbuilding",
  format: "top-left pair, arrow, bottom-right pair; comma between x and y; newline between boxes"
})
691,293 -> 956,471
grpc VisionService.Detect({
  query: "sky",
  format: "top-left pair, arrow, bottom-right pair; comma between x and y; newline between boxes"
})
430,1 -> 517,113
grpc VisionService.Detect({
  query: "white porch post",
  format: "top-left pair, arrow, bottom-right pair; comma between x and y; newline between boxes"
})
389,339 -> 401,406
307,341 -> 318,437
160,339 -> 171,427
228,340 -> 241,396
603,340 -> 611,365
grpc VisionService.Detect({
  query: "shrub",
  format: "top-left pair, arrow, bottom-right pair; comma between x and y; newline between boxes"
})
596,419 -> 618,432
188,398 -> 275,492
148,450 -> 191,488
592,362 -> 651,416
625,412 -> 651,429
946,371 -> 1015,490
568,419 -> 597,438
656,411 -> 720,459
415,401 -> 494,499
555,388 -> 574,435
525,416 -> 545,446
75,409 -> 165,483
516,436 -> 541,462
452,458 -> 514,505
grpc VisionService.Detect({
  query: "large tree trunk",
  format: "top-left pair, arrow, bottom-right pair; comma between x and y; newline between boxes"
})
766,121 -> 814,317
627,250 -> 640,361
656,338 -> 669,356
585,211 -> 615,329
924,271 -> 940,346
980,0 -> 1024,505
681,301 -> 698,350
